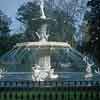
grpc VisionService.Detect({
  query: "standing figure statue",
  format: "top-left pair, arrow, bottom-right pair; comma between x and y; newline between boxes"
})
83,56 -> 94,79
32,64 -> 49,81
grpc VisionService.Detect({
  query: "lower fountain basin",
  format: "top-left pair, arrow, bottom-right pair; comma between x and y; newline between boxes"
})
1,72 -> 100,81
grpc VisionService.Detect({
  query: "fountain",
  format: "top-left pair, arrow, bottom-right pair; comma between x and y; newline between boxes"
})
0,0 -> 99,81
13,0 -> 71,81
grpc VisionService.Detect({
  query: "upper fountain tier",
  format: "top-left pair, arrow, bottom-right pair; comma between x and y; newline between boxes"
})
15,17 -> 71,49
31,0 -> 56,23
15,0 -> 71,49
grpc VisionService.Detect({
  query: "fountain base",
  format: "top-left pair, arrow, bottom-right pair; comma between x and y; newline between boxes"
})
32,65 -> 58,81
84,73 -> 93,79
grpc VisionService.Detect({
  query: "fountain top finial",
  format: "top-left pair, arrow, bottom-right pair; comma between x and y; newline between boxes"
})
40,0 -> 46,19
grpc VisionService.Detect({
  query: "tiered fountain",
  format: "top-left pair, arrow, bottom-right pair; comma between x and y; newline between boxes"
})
0,0 -> 99,82
14,0 -> 71,81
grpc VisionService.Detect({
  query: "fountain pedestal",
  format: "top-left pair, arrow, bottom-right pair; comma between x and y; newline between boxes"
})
37,48 -> 51,70
15,41 -> 70,81
14,0 -> 70,81
32,48 -> 58,81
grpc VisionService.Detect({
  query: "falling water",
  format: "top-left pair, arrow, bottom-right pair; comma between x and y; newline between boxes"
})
73,0 -> 91,46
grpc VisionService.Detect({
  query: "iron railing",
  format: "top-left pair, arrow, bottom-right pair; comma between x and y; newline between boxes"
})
0,80 -> 100,100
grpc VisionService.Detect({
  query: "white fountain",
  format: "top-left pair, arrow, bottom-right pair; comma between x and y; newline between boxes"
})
0,0 -> 96,81
15,0 -> 71,81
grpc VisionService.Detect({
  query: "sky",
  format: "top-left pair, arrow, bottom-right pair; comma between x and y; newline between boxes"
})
0,0 -> 32,33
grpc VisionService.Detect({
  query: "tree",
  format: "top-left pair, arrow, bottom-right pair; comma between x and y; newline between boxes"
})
17,0 -> 75,42
85,0 -> 100,62
0,10 -> 11,37
0,10 -> 11,56
0,33 -> 26,56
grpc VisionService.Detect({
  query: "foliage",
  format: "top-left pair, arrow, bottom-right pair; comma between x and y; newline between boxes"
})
0,33 -> 25,56
85,0 -> 100,62
0,10 -> 12,56
0,10 -> 11,37
17,1 -> 75,42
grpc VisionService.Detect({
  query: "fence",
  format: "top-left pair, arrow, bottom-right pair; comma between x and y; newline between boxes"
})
0,80 -> 100,100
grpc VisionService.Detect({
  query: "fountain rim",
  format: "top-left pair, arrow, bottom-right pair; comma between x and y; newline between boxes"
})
15,41 -> 71,48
